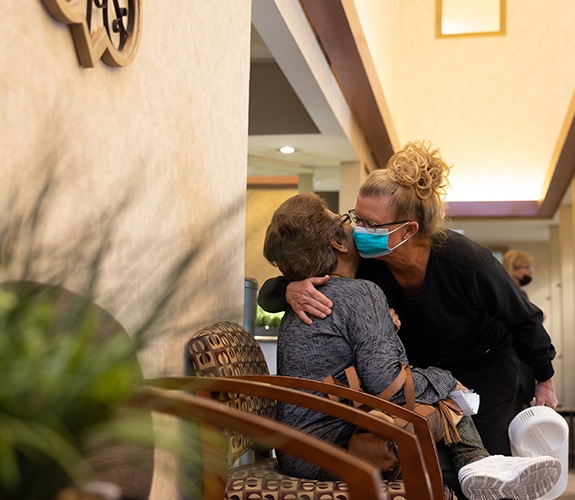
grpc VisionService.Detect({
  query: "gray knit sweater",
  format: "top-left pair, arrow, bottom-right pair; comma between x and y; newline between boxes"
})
276,277 -> 456,479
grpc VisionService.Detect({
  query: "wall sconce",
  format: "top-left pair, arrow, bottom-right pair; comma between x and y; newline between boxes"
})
436,0 -> 506,38
41,0 -> 142,68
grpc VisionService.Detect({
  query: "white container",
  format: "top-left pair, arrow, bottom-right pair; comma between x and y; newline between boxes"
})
508,406 -> 569,499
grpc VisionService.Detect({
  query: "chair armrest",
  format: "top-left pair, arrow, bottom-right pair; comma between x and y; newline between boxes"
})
130,387 -> 383,499
145,376 -> 435,499
232,373 -> 444,499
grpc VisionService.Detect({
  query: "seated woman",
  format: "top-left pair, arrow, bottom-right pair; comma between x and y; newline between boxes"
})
263,193 -> 559,500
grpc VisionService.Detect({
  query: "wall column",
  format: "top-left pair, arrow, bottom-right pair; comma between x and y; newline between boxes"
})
339,161 -> 368,213
549,225 -> 563,403
298,173 -> 314,193
558,196 -> 575,406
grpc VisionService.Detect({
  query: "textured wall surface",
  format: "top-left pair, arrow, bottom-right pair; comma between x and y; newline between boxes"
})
1,2 -> 252,496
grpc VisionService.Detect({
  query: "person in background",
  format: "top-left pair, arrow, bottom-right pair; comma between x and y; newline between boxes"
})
502,249 -> 539,413
262,192 -> 560,500
502,250 -> 535,290
258,141 -> 557,458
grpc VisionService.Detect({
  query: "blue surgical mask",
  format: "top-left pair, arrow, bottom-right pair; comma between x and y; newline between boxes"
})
353,223 -> 410,258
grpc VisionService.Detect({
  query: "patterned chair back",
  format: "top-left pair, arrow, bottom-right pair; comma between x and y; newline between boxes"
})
186,321 -> 276,464
184,321 -> 415,499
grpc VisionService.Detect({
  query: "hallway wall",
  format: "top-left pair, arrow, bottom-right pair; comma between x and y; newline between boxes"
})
1,2 -> 252,497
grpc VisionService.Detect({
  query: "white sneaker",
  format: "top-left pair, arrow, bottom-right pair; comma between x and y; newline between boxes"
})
458,455 -> 561,500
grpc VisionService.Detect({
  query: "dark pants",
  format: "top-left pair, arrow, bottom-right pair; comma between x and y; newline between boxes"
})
437,416 -> 490,499
452,339 -> 519,456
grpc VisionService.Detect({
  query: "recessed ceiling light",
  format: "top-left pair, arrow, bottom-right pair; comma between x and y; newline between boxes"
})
279,146 -> 296,154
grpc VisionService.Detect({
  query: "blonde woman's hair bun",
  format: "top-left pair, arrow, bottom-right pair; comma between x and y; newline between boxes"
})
386,140 -> 450,201
359,140 -> 451,243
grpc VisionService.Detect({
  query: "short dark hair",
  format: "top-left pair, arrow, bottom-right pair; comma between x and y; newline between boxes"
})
263,193 -> 345,281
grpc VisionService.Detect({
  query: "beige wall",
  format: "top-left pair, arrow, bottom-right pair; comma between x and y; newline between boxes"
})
558,202 -> 575,407
1,2 -> 252,497
245,187 -> 298,290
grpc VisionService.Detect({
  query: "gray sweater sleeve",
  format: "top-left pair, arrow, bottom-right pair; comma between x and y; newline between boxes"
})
342,280 -> 457,405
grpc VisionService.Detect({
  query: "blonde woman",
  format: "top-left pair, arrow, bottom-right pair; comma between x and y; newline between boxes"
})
263,192 -> 560,500
259,141 -> 557,460
502,249 -> 535,288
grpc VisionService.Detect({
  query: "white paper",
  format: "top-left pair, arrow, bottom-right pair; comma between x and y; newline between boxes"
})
449,389 -> 480,416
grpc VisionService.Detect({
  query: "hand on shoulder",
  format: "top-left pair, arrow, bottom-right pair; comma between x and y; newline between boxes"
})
286,275 -> 333,325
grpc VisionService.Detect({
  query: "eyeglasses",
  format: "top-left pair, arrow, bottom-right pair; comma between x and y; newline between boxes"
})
348,210 -> 409,233
336,213 -> 352,225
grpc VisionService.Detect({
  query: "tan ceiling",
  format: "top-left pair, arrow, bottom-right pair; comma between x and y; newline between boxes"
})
249,0 -> 575,239
350,0 -> 575,212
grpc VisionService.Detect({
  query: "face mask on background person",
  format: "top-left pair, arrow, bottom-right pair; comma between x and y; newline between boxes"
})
353,222 -> 410,258
519,275 -> 532,287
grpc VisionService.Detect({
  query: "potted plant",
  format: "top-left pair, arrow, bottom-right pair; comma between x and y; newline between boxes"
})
0,173 -> 206,499
254,305 -> 283,337
0,281 -> 153,499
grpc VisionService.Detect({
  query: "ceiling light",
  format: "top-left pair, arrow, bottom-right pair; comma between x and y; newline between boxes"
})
279,146 -> 296,154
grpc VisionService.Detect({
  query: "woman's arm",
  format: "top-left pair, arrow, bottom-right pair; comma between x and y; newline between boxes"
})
534,378 -> 558,408
471,250 -> 557,402
257,276 -> 289,313
258,275 -> 333,324
286,277 -> 333,325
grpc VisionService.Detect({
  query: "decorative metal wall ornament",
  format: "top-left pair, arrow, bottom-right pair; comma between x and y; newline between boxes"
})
41,0 -> 142,68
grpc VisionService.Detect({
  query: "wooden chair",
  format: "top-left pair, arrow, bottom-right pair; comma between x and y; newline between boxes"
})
148,321 -> 447,499
132,384 -> 391,498
239,373 -> 445,498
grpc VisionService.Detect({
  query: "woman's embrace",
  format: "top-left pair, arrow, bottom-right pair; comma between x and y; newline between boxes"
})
262,192 -> 560,500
